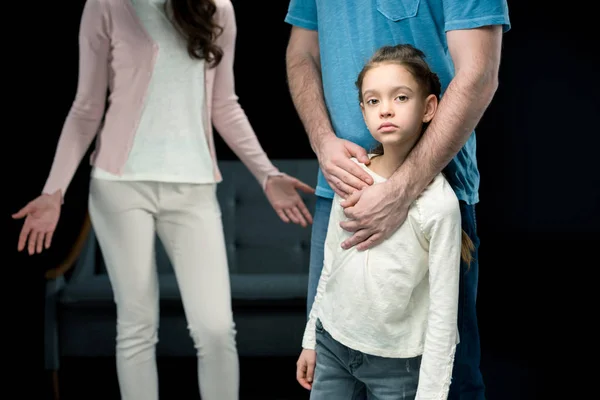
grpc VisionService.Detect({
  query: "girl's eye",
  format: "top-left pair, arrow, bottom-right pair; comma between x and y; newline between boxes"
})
367,99 -> 379,105
396,95 -> 408,102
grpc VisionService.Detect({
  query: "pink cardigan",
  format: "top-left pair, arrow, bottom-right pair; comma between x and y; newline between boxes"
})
42,0 -> 280,198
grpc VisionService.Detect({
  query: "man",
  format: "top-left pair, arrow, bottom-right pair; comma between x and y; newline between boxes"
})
284,1 -> 510,398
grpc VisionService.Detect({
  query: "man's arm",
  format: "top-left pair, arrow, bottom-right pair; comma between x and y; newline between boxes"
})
389,25 -> 502,202
286,27 -> 372,197
285,26 -> 331,155
340,25 -> 503,250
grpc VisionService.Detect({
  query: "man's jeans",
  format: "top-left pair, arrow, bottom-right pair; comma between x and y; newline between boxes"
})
310,318 -> 421,400
307,196 -> 485,400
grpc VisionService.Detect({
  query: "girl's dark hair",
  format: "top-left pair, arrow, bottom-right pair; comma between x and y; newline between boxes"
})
166,0 -> 224,67
355,44 -> 441,104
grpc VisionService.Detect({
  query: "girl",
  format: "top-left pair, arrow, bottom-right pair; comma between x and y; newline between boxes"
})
295,44 -> 475,399
13,0 -> 314,399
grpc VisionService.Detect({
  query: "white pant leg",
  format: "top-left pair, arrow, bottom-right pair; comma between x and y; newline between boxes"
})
88,178 -> 161,400
155,182 -> 239,400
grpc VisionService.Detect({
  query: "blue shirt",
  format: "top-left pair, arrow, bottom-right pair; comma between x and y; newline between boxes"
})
285,0 -> 510,204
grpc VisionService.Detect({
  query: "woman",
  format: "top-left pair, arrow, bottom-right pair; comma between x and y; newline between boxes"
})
13,0 -> 314,399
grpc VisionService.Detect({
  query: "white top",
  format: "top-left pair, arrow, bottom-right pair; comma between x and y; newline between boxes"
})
303,158 -> 462,400
92,0 -> 215,183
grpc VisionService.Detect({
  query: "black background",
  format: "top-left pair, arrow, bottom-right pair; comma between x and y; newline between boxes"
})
5,0 -> 598,396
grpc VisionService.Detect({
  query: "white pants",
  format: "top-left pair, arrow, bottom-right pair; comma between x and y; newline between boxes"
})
88,179 -> 239,400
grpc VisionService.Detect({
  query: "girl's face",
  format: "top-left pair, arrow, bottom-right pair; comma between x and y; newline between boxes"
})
360,63 -> 437,149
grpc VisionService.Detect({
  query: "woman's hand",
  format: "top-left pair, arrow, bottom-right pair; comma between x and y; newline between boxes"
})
12,191 -> 62,255
265,174 -> 315,227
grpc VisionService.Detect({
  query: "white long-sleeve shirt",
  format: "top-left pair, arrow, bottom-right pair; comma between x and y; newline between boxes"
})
303,158 -> 462,400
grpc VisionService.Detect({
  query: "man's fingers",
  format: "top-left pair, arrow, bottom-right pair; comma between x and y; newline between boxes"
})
341,229 -> 373,250
323,162 -> 372,195
356,232 -> 384,251
328,178 -> 354,198
324,174 -> 352,197
340,190 -> 362,209
339,219 -> 361,233
345,141 -> 371,165
334,161 -> 373,189
342,202 -> 360,219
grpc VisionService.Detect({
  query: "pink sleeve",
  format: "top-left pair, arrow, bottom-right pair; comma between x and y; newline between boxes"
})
42,0 -> 110,200
211,1 -> 281,190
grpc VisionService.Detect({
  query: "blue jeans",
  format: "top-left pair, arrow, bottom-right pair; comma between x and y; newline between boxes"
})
307,196 -> 484,400
310,318 -> 421,400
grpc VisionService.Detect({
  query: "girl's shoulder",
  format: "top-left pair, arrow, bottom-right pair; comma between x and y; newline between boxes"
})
350,156 -> 387,183
417,173 -> 461,222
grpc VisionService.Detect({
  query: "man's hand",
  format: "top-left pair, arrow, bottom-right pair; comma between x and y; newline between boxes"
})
316,135 -> 373,198
285,26 -> 372,197
339,181 -> 410,251
296,348 -> 317,390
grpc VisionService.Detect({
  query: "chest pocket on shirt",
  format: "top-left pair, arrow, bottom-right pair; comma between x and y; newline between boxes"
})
376,0 -> 420,22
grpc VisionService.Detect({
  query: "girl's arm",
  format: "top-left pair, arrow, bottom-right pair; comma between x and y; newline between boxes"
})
42,0 -> 111,200
416,198 -> 462,400
301,197 -> 341,349
211,1 -> 282,190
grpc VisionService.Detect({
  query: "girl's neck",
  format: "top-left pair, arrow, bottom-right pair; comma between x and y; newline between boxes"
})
368,144 -> 412,179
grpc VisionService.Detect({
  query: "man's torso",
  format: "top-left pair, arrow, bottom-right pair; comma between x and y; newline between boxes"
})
285,0 -> 510,204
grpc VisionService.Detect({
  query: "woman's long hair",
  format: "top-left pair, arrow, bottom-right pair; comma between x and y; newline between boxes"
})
166,0 -> 224,67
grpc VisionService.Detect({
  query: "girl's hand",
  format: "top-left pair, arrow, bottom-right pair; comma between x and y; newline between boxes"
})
12,191 -> 62,255
265,173 -> 315,227
296,348 -> 317,390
